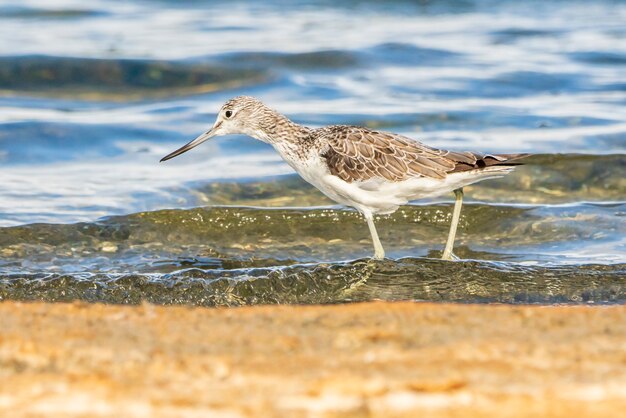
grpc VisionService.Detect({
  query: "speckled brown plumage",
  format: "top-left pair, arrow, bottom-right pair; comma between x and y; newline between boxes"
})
316,125 -> 527,183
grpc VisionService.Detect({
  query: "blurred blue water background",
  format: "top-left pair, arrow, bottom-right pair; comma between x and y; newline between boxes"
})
1,0 -> 625,224
0,0 -> 624,304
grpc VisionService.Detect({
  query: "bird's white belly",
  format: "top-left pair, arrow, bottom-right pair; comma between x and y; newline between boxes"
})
285,154 -> 512,216
287,157 -> 409,214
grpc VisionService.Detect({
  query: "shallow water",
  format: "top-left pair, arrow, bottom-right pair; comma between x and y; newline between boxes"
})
0,0 -> 624,305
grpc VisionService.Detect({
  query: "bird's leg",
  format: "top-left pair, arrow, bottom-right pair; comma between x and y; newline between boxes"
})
364,212 -> 385,260
442,188 -> 464,261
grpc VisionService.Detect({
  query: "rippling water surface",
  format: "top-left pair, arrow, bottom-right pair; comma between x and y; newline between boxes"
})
0,0 -> 624,305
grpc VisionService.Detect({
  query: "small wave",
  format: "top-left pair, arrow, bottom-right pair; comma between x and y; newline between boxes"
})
0,55 -> 269,100
0,6 -> 106,19
0,197 -> 623,275
1,259 -> 624,306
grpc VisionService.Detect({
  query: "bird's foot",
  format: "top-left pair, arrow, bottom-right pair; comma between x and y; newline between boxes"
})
372,250 -> 385,260
441,251 -> 459,261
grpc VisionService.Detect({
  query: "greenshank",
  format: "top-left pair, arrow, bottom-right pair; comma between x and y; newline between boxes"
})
161,96 -> 528,260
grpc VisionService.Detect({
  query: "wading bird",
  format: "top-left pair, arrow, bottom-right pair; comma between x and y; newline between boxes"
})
161,97 -> 527,260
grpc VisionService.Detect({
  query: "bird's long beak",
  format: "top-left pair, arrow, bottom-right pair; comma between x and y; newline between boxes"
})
160,123 -> 221,162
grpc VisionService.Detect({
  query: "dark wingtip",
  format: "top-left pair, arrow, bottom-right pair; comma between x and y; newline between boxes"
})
451,152 -> 532,173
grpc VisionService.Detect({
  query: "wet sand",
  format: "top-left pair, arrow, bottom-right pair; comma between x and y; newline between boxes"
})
1,301 -> 625,417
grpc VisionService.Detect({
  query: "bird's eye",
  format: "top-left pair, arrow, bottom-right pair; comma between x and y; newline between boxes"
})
225,110 -> 233,118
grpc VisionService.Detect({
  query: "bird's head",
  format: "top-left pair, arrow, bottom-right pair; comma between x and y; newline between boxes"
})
160,96 -> 272,162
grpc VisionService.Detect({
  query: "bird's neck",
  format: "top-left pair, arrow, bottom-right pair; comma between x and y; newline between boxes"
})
251,112 -> 312,145
242,111 -> 311,146
248,111 -> 317,164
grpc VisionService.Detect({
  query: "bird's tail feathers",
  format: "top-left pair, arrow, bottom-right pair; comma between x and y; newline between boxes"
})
451,152 -> 530,173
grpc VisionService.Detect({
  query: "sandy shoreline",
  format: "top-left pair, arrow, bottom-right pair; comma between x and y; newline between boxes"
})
1,301 -> 625,417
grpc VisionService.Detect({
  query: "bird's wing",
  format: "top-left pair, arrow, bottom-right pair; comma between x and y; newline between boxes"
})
318,126 -> 478,182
